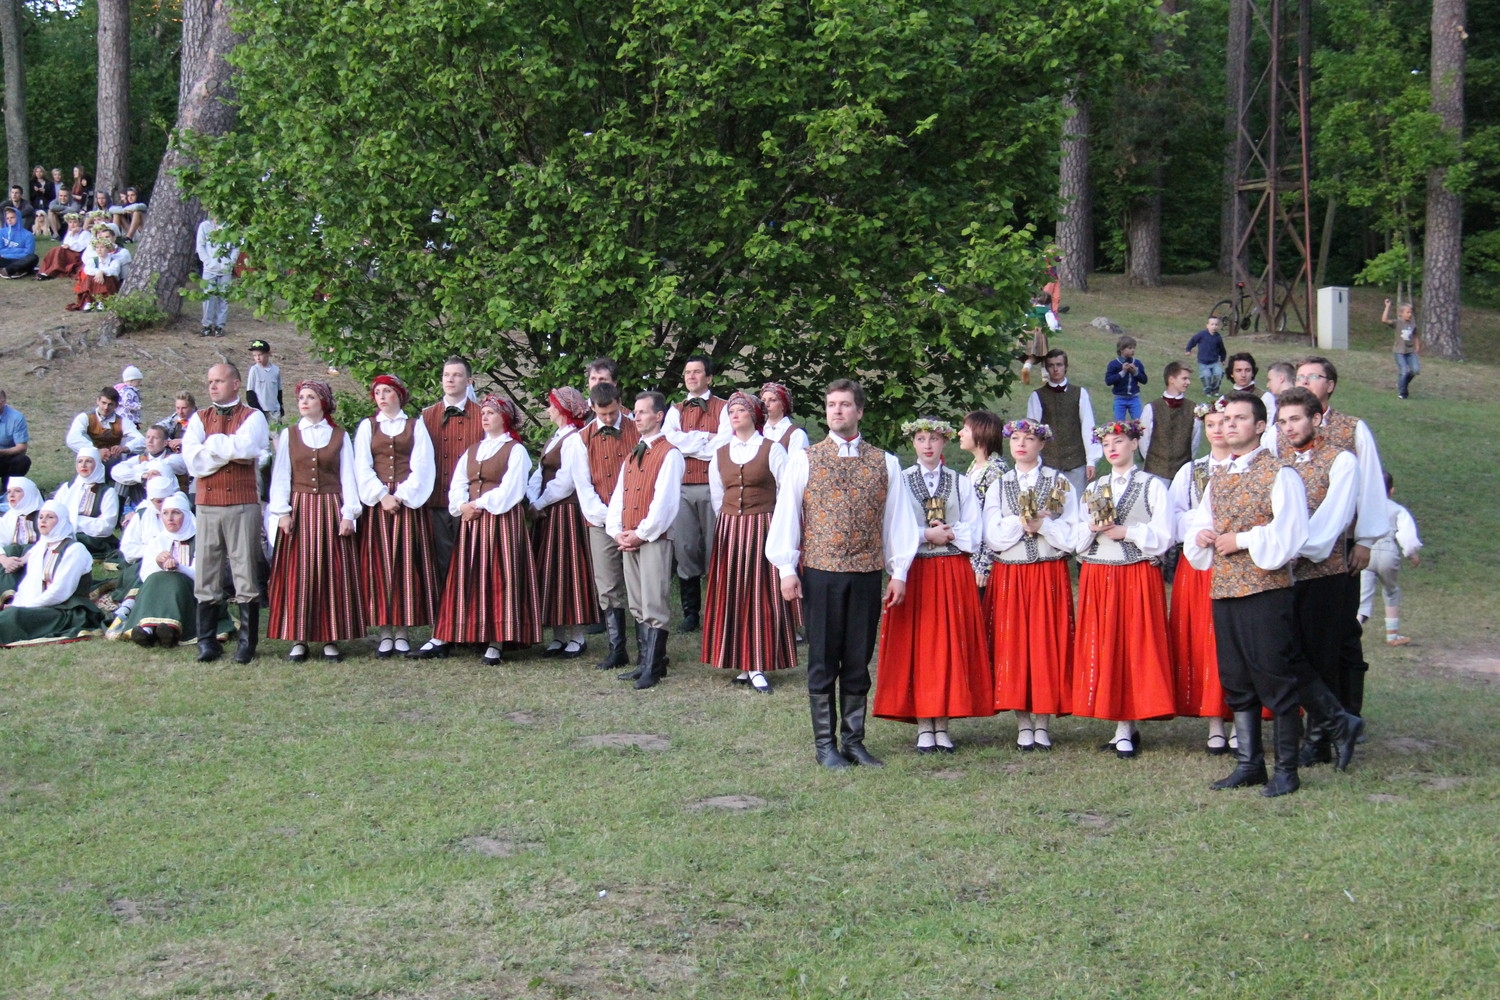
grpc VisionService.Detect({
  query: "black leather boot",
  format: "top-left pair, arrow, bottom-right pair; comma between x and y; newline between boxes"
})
1263,711 -> 1302,797
1299,677 -> 1364,772
1210,710 -> 1267,789
618,619 -> 645,680
679,576 -> 701,632
634,627 -> 666,689
809,694 -> 851,768
234,601 -> 259,664
196,602 -> 223,662
839,693 -> 884,767
595,608 -> 630,670
1298,716 -> 1333,768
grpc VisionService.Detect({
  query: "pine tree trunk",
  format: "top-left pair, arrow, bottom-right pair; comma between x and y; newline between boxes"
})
1422,0 -> 1465,360
0,0 -> 26,191
1219,0 -> 1250,276
1056,93 -> 1091,291
95,0 -> 130,194
99,0 -> 240,343
1126,179 -> 1163,287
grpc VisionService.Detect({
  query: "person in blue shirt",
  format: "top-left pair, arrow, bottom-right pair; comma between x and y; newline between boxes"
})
1104,335 -> 1148,420
1184,316 -> 1228,396
0,387 -> 31,501
0,206 -> 39,277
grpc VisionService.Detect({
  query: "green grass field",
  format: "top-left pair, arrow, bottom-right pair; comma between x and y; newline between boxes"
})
3,274 -> 1498,998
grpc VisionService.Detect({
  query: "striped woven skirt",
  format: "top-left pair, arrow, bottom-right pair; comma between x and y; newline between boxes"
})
360,501 -> 440,627
989,558 -> 1074,715
1169,560 -> 1229,718
701,510 -> 797,672
1070,561 -> 1176,722
267,492 -> 367,642
434,506 -> 543,645
532,495 -> 599,628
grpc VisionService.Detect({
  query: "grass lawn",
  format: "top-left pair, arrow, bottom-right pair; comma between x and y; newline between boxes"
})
3,273 -> 1498,998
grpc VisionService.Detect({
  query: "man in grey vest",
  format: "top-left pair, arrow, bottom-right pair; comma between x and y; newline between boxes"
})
1025,350 -> 1100,496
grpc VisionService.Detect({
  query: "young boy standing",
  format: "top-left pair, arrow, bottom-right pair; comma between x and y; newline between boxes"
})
245,340 -> 283,423
1381,299 -> 1421,399
1104,336 -> 1148,421
1184,317 -> 1227,396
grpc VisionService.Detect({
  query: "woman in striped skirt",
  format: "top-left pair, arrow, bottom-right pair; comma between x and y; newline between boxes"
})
354,374 -> 438,659
425,394 -> 542,665
702,390 -> 796,693
758,381 -> 806,638
527,386 -> 598,659
267,380 -> 366,662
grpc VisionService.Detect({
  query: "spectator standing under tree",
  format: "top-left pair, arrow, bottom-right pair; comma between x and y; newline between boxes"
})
245,340 -> 283,422
1184,317 -> 1227,396
197,217 -> 239,338
1104,336 -> 1148,421
1381,299 -> 1421,400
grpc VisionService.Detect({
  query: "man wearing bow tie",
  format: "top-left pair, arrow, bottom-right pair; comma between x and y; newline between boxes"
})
663,355 -> 730,632
420,356 -> 483,587
1025,350 -> 1101,496
1139,361 -> 1201,485
573,381 -> 641,671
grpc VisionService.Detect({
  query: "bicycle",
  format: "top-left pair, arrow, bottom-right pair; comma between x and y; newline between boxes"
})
1210,280 -> 1290,335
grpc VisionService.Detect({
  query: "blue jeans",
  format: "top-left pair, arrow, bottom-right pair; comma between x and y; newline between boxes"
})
1395,352 -> 1420,397
1112,395 -> 1143,421
1197,361 -> 1224,395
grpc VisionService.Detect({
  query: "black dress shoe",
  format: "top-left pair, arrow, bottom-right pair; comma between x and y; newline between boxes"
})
322,646 -> 344,663
409,641 -> 449,660
749,673 -> 772,694
561,641 -> 586,660
481,645 -> 502,665
288,644 -> 309,663
540,641 -> 565,658
156,625 -> 180,648
375,638 -> 396,660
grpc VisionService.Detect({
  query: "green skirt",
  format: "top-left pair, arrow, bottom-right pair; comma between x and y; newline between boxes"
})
123,571 -> 233,643
0,592 -> 105,647
0,542 -> 26,602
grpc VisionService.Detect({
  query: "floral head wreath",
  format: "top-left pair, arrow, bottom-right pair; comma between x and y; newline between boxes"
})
1193,396 -> 1230,420
63,212 -> 83,224
1091,418 -> 1143,443
900,416 -> 957,438
1002,418 -> 1053,441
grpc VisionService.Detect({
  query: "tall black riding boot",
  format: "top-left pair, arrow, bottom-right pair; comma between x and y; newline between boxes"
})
596,608 -> 630,671
838,693 -> 884,767
809,694 -> 851,768
196,602 -> 224,663
1298,715 -> 1333,768
679,576 -> 701,632
234,600 -> 260,664
619,620 -> 646,680
1299,677 -> 1364,772
1210,710 -> 1267,789
634,627 -> 666,689
1263,711 -> 1302,797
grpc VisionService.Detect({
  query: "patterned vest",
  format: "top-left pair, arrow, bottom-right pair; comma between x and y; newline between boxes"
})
1079,468 -> 1155,565
994,466 -> 1070,564
86,411 -> 123,451
620,437 -> 676,532
716,439 -> 777,517
421,400 -> 483,509
903,465 -> 965,558
1320,410 -> 1359,453
1143,397 -> 1195,481
194,405 -> 259,506
802,438 -> 888,574
369,419 -> 414,493
1210,450 -> 1292,599
289,426 -> 346,496
1036,384 -> 1086,470
583,417 -> 640,506
1285,436 -> 1350,581
674,395 -> 727,486
465,440 -> 515,501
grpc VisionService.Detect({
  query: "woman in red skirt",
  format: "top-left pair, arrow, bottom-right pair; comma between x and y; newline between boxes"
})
267,380 -> 367,662
873,417 -> 995,753
353,374 -> 438,659
702,390 -> 795,692
1067,419 -> 1176,758
983,418 -> 1080,751
527,385 -> 598,659
1169,401 -> 1234,754
37,212 -> 90,279
424,394 -> 541,664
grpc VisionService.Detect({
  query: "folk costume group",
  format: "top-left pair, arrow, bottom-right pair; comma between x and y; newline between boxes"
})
1,351 -> 1390,798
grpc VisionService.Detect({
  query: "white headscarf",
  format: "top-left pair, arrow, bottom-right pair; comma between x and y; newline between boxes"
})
73,446 -> 107,485
158,493 -> 196,541
5,476 -> 42,515
146,475 -> 179,501
37,498 -> 76,546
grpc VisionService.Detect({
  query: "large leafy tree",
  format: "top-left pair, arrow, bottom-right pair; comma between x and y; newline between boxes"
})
191,0 -> 1155,442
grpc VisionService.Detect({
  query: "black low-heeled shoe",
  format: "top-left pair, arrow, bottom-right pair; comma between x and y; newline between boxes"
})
288,644 -> 309,663
408,641 -> 449,660
540,641 -> 565,658
375,639 -> 396,660
323,646 -> 343,663
749,673 -> 772,694
481,645 -> 503,666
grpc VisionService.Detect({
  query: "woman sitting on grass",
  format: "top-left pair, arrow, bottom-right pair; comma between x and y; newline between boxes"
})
37,213 -> 90,279
53,447 -> 120,559
0,477 -> 44,602
69,229 -> 131,312
125,495 -> 230,649
0,500 -> 104,647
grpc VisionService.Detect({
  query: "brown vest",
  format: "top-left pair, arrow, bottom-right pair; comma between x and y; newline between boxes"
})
802,438 -> 888,574
675,395 -> 727,485
86,411 -> 123,451
289,425 -> 346,496
621,437 -> 677,532
195,405 -> 260,506
1036,384 -> 1086,471
716,438 -> 777,517
540,427 -> 581,489
465,440 -> 516,501
583,417 -> 640,505
1320,410 -> 1359,453
777,423 -> 803,449
369,418 -> 414,492
421,400 -> 483,509
1143,397 -> 1195,481
1210,450 -> 1292,599
1285,436 -> 1351,581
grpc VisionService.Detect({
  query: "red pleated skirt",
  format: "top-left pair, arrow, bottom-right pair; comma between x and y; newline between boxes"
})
989,559 -> 1074,715
873,554 -> 996,723
1170,560 -> 1229,718
267,493 -> 368,643
434,506 -> 542,645
359,501 -> 439,627
1070,561 -> 1176,721
532,495 -> 599,628
701,510 -> 797,672
40,246 -> 82,277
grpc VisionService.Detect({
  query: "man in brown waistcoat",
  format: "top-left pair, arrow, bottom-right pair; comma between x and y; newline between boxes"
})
573,382 -> 641,671
1139,361 -> 1200,485
767,378 -> 921,768
1182,392 -> 1309,796
606,391 -> 684,689
420,356 -> 483,590
1025,350 -> 1101,496
182,363 -> 271,663
66,386 -> 145,469
664,355 -> 730,632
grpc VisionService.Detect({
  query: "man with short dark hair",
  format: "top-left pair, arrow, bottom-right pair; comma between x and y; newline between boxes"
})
0,388 -> 30,498
572,381 -> 641,672
1025,349 -> 1101,496
1139,361 -> 1200,484
66,386 -> 145,467
419,356 -> 483,590
663,355 -> 730,632
1226,352 -> 1258,393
